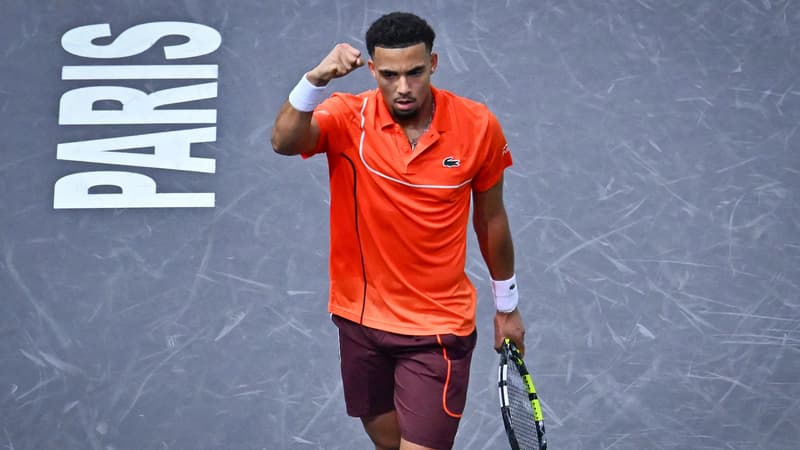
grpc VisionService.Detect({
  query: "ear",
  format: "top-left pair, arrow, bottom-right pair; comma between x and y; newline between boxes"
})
368,59 -> 377,80
430,52 -> 438,74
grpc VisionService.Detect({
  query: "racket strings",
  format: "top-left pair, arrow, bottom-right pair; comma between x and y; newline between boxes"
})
507,362 -> 540,449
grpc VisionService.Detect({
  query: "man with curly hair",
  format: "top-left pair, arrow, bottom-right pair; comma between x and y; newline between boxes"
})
272,11 -> 526,450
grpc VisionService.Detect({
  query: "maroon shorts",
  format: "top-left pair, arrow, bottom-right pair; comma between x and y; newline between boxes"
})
332,315 -> 477,450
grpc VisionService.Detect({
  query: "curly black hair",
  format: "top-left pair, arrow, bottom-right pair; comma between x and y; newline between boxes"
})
365,12 -> 435,57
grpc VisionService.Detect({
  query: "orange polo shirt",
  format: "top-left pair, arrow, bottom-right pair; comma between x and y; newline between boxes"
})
304,86 -> 512,336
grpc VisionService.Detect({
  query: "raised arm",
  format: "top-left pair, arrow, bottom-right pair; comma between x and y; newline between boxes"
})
271,43 -> 365,156
472,175 -> 527,355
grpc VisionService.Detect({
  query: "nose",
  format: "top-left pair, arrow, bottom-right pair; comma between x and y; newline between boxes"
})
397,76 -> 411,95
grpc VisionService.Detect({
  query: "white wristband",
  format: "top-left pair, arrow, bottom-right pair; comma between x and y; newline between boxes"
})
491,274 -> 519,313
288,74 -> 328,112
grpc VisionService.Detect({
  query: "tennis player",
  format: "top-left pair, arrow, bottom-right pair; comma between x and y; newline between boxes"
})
272,12 -> 526,450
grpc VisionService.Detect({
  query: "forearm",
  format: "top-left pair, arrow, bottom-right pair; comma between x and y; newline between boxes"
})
477,207 -> 525,351
271,100 -> 316,155
480,210 -> 525,350
271,43 -> 364,155
474,209 -> 515,281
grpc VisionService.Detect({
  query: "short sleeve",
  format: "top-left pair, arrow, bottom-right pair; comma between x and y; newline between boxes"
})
300,94 -> 349,159
472,111 -> 512,192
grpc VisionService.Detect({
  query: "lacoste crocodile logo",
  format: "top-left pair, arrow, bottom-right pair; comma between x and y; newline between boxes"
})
442,156 -> 461,168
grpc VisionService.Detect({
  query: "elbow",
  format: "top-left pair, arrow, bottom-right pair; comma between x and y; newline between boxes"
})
272,144 -> 291,156
473,212 -> 508,238
270,132 -> 293,156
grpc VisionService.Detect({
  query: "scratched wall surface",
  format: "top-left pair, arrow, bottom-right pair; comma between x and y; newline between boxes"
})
1,0 -> 798,449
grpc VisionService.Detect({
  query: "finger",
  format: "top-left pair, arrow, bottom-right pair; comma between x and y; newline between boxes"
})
334,43 -> 360,60
342,46 -> 364,68
342,42 -> 362,57
500,335 -> 522,355
331,56 -> 360,75
342,52 -> 363,69
495,336 -> 514,353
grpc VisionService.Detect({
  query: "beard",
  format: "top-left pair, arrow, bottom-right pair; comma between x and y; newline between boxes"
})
391,106 -> 420,119
391,96 -> 420,120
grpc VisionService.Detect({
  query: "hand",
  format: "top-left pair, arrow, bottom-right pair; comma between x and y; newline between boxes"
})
494,308 -> 526,356
306,43 -> 365,86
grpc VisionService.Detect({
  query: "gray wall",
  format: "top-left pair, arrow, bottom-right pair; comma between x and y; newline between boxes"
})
1,1 -> 798,449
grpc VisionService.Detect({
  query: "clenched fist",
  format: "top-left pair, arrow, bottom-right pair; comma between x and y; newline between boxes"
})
306,43 -> 365,86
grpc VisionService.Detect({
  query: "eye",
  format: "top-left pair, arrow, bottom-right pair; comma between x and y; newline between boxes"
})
409,69 -> 423,77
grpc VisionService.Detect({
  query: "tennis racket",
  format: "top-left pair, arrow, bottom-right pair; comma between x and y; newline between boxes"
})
498,338 -> 547,450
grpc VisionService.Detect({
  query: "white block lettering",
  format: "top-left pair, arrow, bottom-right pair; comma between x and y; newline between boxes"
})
62,65 -> 218,80
54,171 -> 215,209
61,22 -> 222,59
57,127 -> 217,173
59,83 -> 217,124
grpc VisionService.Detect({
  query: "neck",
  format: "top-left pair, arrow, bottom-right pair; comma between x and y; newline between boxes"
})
395,97 -> 434,130
403,97 -> 435,150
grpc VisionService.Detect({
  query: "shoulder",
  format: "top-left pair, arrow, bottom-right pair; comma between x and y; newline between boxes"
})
434,89 -> 503,142
435,88 -> 497,125
321,90 -> 374,110
315,90 -> 375,125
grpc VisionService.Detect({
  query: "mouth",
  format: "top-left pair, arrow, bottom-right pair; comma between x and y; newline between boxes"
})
394,97 -> 416,110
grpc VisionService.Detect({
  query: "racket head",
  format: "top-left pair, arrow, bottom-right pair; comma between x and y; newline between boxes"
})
498,338 -> 547,450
